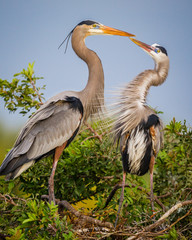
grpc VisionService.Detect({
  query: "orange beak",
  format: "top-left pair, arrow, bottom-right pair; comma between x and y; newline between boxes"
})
130,38 -> 153,52
102,25 -> 135,37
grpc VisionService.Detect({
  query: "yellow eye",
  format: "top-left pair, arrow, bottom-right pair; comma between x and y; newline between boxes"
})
92,24 -> 99,29
155,48 -> 161,53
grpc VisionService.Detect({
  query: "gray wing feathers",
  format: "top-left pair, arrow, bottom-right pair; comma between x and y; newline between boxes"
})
0,135 -> 35,172
28,108 -> 81,159
0,98 -> 82,175
15,90 -> 80,145
15,102 -> 59,145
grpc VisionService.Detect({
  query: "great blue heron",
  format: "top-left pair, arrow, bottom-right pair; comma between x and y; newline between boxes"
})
0,20 -> 134,204
112,38 -> 169,226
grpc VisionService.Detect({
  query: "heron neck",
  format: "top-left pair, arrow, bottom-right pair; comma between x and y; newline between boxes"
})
125,60 -> 169,106
72,35 -> 104,121
112,59 -> 169,137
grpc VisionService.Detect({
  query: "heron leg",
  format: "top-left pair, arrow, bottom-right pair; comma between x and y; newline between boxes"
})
115,171 -> 126,227
149,155 -> 155,212
48,142 -> 67,204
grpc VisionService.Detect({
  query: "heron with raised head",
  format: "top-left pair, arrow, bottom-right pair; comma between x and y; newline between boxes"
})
0,20 -> 134,204
112,38 -> 169,226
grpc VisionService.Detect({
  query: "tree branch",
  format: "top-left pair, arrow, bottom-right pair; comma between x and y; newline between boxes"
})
158,207 -> 192,234
58,200 -> 113,229
126,200 -> 192,240
82,123 -> 105,143
29,77 -> 43,105
0,193 -> 27,206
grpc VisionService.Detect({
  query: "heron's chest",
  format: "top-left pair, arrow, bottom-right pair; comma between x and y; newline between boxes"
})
121,127 -> 152,176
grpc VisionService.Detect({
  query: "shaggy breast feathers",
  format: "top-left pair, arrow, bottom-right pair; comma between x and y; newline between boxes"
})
120,114 -> 161,176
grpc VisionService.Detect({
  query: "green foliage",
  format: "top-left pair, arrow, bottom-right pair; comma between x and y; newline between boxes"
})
155,118 -> 192,203
16,200 -> 73,239
19,127 -> 122,203
0,180 -> 73,239
154,118 -> 192,237
0,62 -> 45,115
0,119 -> 192,238
156,227 -> 179,239
0,197 -> 73,239
0,64 -> 192,238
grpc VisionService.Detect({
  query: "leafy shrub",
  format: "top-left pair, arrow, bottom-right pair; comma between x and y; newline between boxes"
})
155,118 -> 192,204
0,64 -> 191,239
154,118 -> 192,238
19,125 -> 122,203
0,62 -> 45,115
0,195 -> 74,240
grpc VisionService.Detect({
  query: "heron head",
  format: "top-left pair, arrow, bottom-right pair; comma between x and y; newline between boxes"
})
78,20 -> 135,38
59,20 -> 135,53
130,38 -> 168,64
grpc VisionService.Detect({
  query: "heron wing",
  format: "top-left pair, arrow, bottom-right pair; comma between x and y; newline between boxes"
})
0,96 -> 83,175
15,100 -> 68,145
146,114 -> 163,155
27,101 -> 82,159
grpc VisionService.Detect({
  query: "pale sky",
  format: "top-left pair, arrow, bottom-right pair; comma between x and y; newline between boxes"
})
0,0 -> 192,130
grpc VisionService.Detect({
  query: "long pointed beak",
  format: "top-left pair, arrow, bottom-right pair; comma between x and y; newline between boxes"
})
130,38 -> 152,52
102,25 -> 135,37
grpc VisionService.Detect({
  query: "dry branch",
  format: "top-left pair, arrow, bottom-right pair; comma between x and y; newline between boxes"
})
82,123 -> 104,143
41,194 -> 60,204
40,195 -> 192,239
41,195 -> 113,228
145,200 -> 192,232
126,200 -> 192,240
0,193 -> 27,206
158,207 -> 192,234
157,192 -> 171,198
58,200 -> 113,229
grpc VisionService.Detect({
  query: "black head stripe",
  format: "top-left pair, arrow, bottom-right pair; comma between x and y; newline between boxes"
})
158,46 -> 168,56
77,20 -> 99,26
58,20 -> 99,52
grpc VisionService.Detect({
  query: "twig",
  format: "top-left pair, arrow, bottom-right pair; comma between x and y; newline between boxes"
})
157,207 -> 192,234
83,123 -> 104,143
180,222 -> 192,234
145,200 -> 192,232
41,195 -> 60,205
157,192 -> 171,198
81,135 -> 100,144
126,200 -> 192,240
29,77 -> 43,105
0,193 -> 27,206
58,200 -> 113,229
98,176 -> 114,180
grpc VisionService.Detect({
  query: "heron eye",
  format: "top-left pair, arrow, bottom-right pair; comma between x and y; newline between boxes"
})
92,24 -> 99,29
155,49 -> 161,53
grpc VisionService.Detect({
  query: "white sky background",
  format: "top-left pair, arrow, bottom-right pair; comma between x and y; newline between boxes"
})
0,0 -> 192,130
